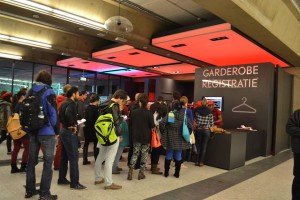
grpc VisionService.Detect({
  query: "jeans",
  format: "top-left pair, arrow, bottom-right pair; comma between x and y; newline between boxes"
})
165,149 -> 182,161
292,153 -> 300,200
95,139 -> 119,186
195,129 -> 210,163
59,128 -> 79,187
11,137 -> 29,164
129,143 -> 150,172
26,134 -> 55,196
112,145 -> 125,172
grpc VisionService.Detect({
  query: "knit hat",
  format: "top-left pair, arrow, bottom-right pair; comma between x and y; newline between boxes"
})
2,92 -> 12,99
207,101 -> 215,106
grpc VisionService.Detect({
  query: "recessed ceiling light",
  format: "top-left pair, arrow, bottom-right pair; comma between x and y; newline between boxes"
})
61,52 -> 71,56
33,14 -> 39,18
166,53 -> 170,56
186,60 -> 190,62
143,46 -> 148,49
152,66 -> 159,69
78,27 -> 84,31
97,32 -> 106,37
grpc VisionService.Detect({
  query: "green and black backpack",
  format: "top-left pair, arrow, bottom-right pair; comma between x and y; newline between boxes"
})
94,103 -> 118,146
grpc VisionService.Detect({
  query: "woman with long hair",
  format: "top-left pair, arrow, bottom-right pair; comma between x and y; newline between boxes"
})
127,93 -> 155,180
159,101 -> 193,178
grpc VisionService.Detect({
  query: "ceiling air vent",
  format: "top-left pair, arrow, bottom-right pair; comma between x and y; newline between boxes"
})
68,64 -> 75,67
171,44 -> 186,48
128,52 -> 140,55
82,61 -> 90,64
107,56 -> 116,59
210,36 -> 228,41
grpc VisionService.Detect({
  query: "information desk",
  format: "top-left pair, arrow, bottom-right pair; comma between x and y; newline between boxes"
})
205,130 -> 247,170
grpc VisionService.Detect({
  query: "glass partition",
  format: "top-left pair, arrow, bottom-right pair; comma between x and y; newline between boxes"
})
52,66 -> 68,96
13,61 -> 33,94
0,58 -> 13,93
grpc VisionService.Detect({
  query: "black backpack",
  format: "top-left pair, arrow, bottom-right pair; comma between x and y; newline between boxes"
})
20,87 -> 49,132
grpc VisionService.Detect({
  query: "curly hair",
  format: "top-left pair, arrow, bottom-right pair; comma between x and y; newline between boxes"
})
35,70 -> 52,86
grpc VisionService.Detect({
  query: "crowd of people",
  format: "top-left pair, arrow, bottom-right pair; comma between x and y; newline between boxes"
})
0,70 -> 226,200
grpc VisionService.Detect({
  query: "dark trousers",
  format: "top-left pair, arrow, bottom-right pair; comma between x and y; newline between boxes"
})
59,128 -> 79,187
151,146 -> 162,165
83,139 -> 98,160
11,137 -> 29,164
292,153 -> 300,200
0,130 -> 12,152
26,135 -> 55,196
195,129 -> 210,163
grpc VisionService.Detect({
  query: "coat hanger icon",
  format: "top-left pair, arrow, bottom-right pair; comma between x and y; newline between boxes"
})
232,97 -> 256,114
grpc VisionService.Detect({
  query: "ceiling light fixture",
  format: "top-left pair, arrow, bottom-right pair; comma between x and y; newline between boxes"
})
0,34 -> 52,49
104,0 -> 133,33
4,0 -> 106,30
0,52 -> 22,60
115,37 -> 127,43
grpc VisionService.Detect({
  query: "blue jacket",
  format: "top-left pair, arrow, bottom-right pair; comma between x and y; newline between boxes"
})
29,82 -> 57,136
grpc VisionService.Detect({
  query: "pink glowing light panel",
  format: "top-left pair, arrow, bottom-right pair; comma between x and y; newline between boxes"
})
92,45 -> 178,67
56,57 -> 125,72
153,23 -> 288,67
151,63 -> 199,74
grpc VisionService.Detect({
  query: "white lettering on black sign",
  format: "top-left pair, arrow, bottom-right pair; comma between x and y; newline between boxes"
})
202,65 -> 259,88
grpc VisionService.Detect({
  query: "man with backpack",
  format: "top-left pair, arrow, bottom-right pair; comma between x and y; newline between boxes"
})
24,70 -> 58,200
94,89 -> 128,190
58,86 -> 87,190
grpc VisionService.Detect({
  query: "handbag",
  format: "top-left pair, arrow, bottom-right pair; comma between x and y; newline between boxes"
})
151,128 -> 161,148
6,113 -> 27,140
190,131 -> 195,144
182,109 -> 190,143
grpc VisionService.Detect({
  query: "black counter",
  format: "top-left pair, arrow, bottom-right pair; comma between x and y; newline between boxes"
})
205,130 -> 247,170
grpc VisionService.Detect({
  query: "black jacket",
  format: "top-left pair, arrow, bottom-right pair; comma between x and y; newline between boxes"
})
84,105 -> 98,142
130,107 -> 155,144
286,109 -> 300,153
98,100 -> 122,136
59,99 -> 77,128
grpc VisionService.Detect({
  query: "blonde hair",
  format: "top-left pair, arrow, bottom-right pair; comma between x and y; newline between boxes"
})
180,96 -> 188,104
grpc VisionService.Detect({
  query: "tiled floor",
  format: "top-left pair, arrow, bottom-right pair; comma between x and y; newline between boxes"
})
0,142 -> 293,200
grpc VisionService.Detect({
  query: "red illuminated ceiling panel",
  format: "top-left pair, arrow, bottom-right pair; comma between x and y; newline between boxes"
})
151,63 -> 198,74
92,45 -> 178,67
105,69 -> 159,78
56,57 -> 125,72
153,23 -> 288,67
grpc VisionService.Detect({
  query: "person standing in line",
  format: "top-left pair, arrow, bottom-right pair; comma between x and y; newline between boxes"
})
194,99 -> 214,167
57,86 -> 87,190
94,89 -> 127,190
10,90 -> 29,173
180,96 -> 193,168
112,98 -> 129,174
53,84 -> 71,170
127,93 -> 142,169
159,101 -> 192,178
82,94 -> 99,165
0,92 -> 13,154
76,91 -> 88,148
286,109 -> 300,200
167,91 -> 181,112
151,102 -> 168,175
127,93 -> 155,180
150,96 -> 164,114
25,70 -> 57,200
